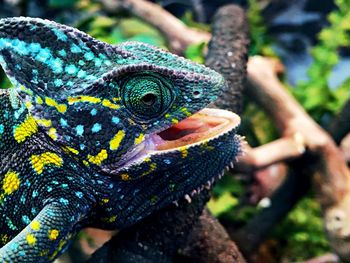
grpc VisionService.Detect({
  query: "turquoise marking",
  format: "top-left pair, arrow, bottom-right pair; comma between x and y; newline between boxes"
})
94,58 -> 102,67
0,124 -> 4,134
65,64 -> 78,75
91,123 -> 102,133
51,28 -> 68,42
90,109 -> 97,116
51,58 -> 64,74
104,60 -> 112,66
59,198 -> 69,205
31,208 -> 37,215
10,242 -> 19,250
21,215 -> 30,225
79,144 -> 85,150
35,47 -> 51,62
78,60 -> 85,66
0,38 -> 97,81
77,70 -> 87,78
112,116 -> 120,124
71,44 -> 82,53
60,118 -> 68,127
84,51 -> 94,61
29,43 -> 41,53
13,105 -> 26,119
75,192 -> 83,198
75,125 -> 84,136
54,79 -> 63,87
58,49 -> 67,57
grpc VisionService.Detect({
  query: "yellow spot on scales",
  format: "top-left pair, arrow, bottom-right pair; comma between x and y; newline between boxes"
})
25,101 -> 32,109
134,134 -> 144,145
48,128 -> 58,140
63,146 -> 79,155
45,97 -> 67,113
2,171 -> 20,195
101,198 -> 109,204
88,149 -> 108,165
110,130 -> 125,150
0,234 -> 8,245
171,119 -> 178,124
35,96 -> 43,104
48,229 -> 59,240
101,215 -> 117,223
26,234 -> 36,246
102,99 -> 120,110
142,163 -> 157,176
67,96 -> 101,104
181,107 -> 191,116
30,152 -> 63,174
30,221 -> 41,231
35,119 -> 52,127
120,173 -> 130,181
14,115 -> 38,143
179,146 -> 188,158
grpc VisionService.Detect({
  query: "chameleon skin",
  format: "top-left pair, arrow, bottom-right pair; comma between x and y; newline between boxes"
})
0,17 -> 241,262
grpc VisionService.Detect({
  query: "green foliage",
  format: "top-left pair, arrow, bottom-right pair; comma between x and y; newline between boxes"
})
294,0 -> 350,121
272,197 -> 330,261
247,0 -> 275,56
184,42 -> 206,64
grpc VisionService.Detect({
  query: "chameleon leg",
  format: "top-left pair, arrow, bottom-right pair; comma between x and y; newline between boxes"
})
0,202 -> 86,263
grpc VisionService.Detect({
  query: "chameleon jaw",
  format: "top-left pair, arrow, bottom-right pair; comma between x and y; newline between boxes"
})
152,108 -> 240,151
108,108 -> 240,174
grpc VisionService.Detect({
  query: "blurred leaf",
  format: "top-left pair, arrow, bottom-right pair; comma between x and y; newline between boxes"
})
184,42 -> 206,64
181,11 -> 210,31
207,192 -> 238,216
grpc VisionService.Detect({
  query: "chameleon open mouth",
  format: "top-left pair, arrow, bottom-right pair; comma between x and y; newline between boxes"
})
110,108 -> 240,173
151,108 -> 240,151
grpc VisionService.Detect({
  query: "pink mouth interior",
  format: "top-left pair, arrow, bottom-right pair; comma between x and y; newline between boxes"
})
154,111 -> 231,151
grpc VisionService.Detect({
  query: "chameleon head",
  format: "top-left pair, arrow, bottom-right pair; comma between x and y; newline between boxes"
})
0,17 -> 231,168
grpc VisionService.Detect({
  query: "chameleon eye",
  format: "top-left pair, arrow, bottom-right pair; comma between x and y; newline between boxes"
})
121,74 -> 174,120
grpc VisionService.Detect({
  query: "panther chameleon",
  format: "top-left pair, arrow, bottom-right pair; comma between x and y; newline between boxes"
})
0,17 -> 241,262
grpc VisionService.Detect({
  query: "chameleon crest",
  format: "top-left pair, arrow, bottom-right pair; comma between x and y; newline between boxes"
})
0,17 -> 241,262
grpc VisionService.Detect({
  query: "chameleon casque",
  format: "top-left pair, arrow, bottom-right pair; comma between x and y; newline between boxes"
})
0,17 -> 241,262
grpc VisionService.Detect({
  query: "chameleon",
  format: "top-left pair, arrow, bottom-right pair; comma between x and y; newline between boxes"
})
0,17 -> 241,262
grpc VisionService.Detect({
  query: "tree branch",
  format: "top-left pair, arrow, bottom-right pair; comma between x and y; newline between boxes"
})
241,56 -> 350,261
100,0 -> 210,54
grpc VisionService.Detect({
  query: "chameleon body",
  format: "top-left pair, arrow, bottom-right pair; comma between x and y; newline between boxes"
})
0,17 -> 241,262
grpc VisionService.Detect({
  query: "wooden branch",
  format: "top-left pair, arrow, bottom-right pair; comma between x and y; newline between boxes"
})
232,161 -> 311,257
245,56 -> 350,261
329,99 -> 350,144
236,135 -> 305,172
100,0 -> 210,54
340,132 -> 350,162
302,253 -> 339,263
